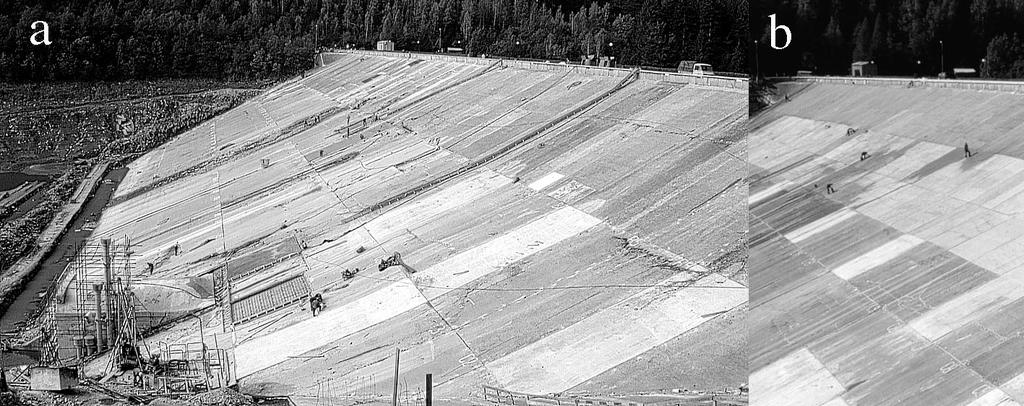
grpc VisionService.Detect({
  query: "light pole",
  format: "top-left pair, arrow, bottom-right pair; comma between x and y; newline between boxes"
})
754,40 -> 760,81
939,40 -> 945,76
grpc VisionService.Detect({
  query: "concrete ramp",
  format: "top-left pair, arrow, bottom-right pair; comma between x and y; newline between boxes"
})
751,80 -> 1024,406
82,51 -> 748,401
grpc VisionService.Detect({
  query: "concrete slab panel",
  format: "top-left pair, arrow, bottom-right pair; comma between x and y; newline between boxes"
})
831,234 -> 924,280
486,273 -> 745,393
750,347 -> 845,406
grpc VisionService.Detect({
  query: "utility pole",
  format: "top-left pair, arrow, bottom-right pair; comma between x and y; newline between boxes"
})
392,347 -> 400,406
425,374 -> 432,406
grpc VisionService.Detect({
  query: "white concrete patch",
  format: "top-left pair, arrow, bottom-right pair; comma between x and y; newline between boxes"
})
235,206 -> 602,378
967,388 -> 1022,406
907,276 -> 1024,341
1000,371 -> 1024,402
831,234 -> 924,280
365,168 -> 511,240
486,273 -> 746,394
417,206 -> 601,300
235,278 -> 425,377
785,209 -> 857,244
749,180 -> 793,206
875,141 -> 955,180
750,347 -> 846,406
528,172 -> 565,191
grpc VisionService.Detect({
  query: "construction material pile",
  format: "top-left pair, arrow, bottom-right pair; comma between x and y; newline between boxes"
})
185,389 -> 253,406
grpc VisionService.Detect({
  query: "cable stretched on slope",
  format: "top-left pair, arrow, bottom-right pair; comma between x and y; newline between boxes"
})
302,255 -> 744,292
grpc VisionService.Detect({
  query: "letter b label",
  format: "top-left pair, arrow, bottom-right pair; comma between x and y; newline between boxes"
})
769,14 -> 791,50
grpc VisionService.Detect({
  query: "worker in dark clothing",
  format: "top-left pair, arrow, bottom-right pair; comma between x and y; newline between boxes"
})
310,293 -> 325,316
964,143 -> 973,158
826,183 -> 836,194
860,152 -> 870,161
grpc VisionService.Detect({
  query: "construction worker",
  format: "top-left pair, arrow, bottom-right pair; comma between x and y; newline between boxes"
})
964,143 -> 973,158
860,152 -> 870,161
826,183 -> 836,194
310,293 -> 325,316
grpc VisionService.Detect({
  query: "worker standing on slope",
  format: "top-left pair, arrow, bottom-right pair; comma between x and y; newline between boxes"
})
309,293 -> 325,316
964,143 -> 973,158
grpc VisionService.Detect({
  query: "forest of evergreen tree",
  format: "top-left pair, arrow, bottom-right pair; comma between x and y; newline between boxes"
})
1,0 -> 747,81
755,0 -> 1024,78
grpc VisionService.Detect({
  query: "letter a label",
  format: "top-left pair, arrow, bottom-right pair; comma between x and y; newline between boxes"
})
30,21 -> 51,45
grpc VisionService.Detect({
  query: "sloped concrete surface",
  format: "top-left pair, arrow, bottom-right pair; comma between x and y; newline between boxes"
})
751,81 -> 1024,406
78,52 -> 748,401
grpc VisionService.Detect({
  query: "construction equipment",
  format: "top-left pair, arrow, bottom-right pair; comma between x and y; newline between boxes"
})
378,252 -> 413,273
342,268 -> 360,280
378,253 -> 400,272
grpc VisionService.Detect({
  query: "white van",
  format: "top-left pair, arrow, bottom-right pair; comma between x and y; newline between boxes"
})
693,63 -> 714,76
679,61 -> 715,76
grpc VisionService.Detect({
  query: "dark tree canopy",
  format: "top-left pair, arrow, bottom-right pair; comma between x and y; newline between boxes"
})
754,0 -> 1024,78
1,0 -> 747,81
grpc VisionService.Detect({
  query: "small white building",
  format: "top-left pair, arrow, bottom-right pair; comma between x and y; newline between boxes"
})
376,40 -> 395,51
851,61 -> 877,77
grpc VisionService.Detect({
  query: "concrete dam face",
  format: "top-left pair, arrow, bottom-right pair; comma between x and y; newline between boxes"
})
750,81 -> 1024,406
79,51 -> 748,402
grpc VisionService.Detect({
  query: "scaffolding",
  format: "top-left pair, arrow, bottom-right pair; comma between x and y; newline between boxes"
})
38,237 -> 137,368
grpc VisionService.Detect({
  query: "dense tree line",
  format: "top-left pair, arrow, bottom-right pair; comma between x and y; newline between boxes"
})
0,0 -> 746,81
755,0 -> 1024,78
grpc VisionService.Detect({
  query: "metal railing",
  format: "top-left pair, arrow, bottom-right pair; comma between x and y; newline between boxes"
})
775,75 -> 1024,93
482,385 -> 747,406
